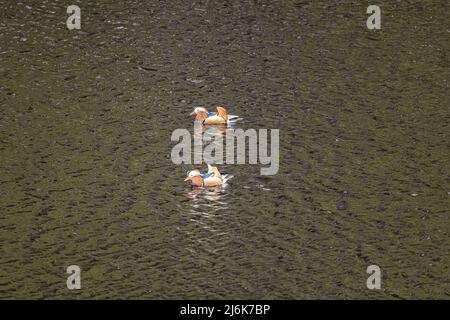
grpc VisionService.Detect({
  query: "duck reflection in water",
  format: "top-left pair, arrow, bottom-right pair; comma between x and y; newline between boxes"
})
183,181 -> 230,256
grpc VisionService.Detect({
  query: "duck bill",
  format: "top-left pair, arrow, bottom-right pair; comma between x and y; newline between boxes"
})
190,111 -> 196,116
184,177 -> 191,182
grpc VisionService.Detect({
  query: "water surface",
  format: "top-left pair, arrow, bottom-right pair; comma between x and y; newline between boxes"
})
0,1 -> 448,299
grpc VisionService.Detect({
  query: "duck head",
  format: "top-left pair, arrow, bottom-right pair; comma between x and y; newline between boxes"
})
186,169 -> 201,177
190,107 -> 209,122
184,175 -> 204,187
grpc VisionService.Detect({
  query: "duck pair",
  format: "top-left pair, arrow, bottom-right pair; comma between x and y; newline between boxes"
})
184,106 -> 239,187
184,164 -> 230,187
190,106 -> 240,125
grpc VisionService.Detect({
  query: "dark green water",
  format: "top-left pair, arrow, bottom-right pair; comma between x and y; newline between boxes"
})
0,0 -> 448,299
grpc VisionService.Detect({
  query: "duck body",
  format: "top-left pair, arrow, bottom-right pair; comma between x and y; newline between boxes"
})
185,172 -> 223,187
185,165 -> 229,187
191,106 -> 240,125
204,115 -> 228,125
